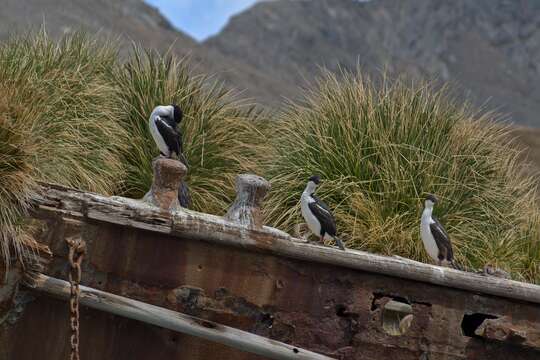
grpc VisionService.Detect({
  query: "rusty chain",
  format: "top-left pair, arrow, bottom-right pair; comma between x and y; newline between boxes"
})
66,238 -> 86,360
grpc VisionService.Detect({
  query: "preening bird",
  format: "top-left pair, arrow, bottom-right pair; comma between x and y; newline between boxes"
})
300,175 -> 346,250
148,104 -> 187,165
420,194 -> 456,267
148,104 -> 190,208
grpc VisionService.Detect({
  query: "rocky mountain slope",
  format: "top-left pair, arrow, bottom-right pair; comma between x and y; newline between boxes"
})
207,0 -> 540,126
0,0 -> 291,104
0,0 -> 194,47
0,0 -> 539,127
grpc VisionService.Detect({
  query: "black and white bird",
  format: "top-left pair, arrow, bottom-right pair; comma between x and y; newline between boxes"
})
420,194 -> 456,267
300,175 -> 346,250
148,104 -> 187,165
149,104 -> 190,208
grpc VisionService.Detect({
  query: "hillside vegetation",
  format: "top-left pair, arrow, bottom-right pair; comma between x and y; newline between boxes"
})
0,31 -> 127,268
262,71 -> 540,283
1,0 -> 539,126
0,31 -> 263,268
112,46 -> 265,213
0,32 -> 538,284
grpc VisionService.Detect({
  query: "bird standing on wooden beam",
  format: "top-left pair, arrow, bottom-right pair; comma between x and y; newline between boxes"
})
149,104 -> 190,208
300,175 -> 346,250
149,104 -> 188,166
420,194 -> 456,268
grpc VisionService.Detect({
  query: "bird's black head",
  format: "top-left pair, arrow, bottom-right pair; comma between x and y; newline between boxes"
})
308,175 -> 321,185
172,104 -> 183,124
425,194 -> 438,204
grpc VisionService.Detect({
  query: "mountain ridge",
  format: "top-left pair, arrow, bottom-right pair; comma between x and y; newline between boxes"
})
0,0 -> 539,127
206,0 -> 540,126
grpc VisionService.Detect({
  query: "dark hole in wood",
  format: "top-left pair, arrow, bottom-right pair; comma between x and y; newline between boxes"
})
170,335 -> 178,343
293,348 -> 299,353
200,320 -> 217,329
335,304 -> 347,317
461,313 -> 498,338
197,264 -> 203,271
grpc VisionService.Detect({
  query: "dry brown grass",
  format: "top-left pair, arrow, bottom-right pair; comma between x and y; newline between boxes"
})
263,70 -> 540,283
112,46 -> 267,215
0,31 -> 127,269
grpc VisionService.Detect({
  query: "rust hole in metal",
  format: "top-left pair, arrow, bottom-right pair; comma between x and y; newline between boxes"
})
382,299 -> 414,336
370,293 -> 384,311
259,312 -> 274,328
461,313 -> 498,338
335,304 -> 347,317
169,335 -> 179,343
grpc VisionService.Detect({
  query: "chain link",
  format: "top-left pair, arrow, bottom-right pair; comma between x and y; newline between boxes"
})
66,238 -> 86,360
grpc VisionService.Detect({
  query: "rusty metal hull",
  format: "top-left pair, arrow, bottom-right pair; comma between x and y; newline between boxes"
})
2,213 -> 540,360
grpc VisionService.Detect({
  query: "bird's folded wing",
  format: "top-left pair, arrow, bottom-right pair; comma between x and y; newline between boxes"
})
311,194 -> 332,213
430,216 -> 453,257
308,199 -> 337,235
155,117 -> 180,155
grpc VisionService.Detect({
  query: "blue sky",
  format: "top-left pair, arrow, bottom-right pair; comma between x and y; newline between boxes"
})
146,0 -> 258,41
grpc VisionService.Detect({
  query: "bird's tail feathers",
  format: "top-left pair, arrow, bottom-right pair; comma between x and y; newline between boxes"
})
450,260 -> 463,270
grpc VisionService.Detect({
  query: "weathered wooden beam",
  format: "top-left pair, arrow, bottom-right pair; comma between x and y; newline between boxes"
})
29,273 -> 333,360
32,183 -> 540,305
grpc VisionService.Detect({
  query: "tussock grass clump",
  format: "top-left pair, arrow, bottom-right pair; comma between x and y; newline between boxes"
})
0,31 -> 127,193
264,71 -> 540,283
0,31 -> 266,269
0,31 -> 127,267
113,47 -> 265,214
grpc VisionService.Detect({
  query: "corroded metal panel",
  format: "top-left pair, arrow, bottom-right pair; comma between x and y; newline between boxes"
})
2,214 -> 540,359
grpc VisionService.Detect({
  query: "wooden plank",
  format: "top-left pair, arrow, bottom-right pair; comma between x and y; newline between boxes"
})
30,273 -> 334,360
32,183 -> 540,305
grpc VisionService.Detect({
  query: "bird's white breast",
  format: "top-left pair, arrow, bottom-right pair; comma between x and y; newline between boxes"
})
420,211 -> 439,262
301,192 -> 322,237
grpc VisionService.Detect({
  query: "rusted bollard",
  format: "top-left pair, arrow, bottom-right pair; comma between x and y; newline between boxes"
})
225,174 -> 270,229
143,158 -> 187,211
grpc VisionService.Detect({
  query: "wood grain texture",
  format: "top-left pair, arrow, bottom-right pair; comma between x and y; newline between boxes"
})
32,182 -> 540,305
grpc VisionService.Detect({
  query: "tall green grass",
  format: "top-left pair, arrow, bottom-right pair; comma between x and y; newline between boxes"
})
1,31 -> 539,284
0,31 -> 128,268
0,31 -> 127,192
0,32 -> 266,269
112,46 -> 266,214
264,71 -> 540,283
